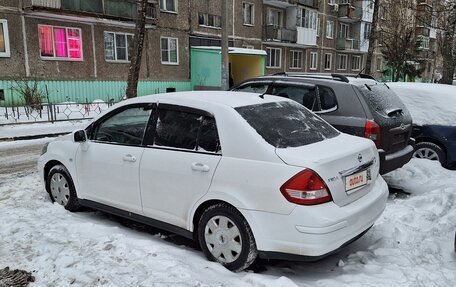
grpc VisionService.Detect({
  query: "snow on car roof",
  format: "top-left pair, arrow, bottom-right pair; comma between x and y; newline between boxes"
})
387,82 -> 456,126
127,91 -> 288,109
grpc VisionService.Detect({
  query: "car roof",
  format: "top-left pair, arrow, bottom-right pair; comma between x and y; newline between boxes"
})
122,91 -> 288,109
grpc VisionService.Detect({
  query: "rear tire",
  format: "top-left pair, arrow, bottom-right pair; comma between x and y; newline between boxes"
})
46,164 -> 80,212
413,142 -> 447,167
197,203 -> 257,272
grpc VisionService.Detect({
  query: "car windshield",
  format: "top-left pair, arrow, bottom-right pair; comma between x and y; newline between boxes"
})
235,101 -> 339,148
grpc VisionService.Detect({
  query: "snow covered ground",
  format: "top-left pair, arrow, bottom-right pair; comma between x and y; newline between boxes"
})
0,139 -> 455,286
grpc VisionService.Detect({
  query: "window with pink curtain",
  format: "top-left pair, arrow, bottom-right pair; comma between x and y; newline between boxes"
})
39,26 -> 53,57
53,28 -> 68,57
39,25 -> 82,60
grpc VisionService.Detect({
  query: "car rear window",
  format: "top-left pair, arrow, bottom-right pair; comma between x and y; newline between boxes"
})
355,84 -> 408,118
235,101 -> 339,148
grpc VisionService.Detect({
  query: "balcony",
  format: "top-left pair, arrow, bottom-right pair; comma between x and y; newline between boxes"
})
263,25 -> 297,43
296,0 -> 319,9
263,0 -> 295,8
23,0 -> 61,9
338,5 -> 362,22
336,38 -> 360,50
416,27 -> 430,37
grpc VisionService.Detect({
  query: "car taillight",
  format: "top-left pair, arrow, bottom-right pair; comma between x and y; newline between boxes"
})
364,120 -> 381,148
280,169 -> 332,205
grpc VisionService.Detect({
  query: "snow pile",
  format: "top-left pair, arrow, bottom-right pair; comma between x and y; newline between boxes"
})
0,146 -> 455,286
387,82 -> 456,126
0,121 -> 88,139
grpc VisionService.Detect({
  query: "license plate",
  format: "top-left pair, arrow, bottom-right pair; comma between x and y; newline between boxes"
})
345,170 -> 367,193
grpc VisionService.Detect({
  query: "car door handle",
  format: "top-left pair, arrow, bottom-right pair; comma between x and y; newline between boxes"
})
191,162 -> 210,172
123,154 -> 137,162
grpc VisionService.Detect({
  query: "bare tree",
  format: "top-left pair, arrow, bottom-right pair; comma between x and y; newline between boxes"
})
126,0 -> 148,99
365,0 -> 380,76
440,0 -> 456,84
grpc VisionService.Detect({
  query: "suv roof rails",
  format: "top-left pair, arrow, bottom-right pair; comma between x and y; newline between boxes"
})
272,72 -> 350,83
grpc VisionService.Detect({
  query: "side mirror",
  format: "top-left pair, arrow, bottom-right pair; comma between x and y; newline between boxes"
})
74,130 -> 87,143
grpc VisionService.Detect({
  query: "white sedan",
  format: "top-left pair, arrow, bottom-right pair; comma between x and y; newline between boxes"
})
38,91 -> 388,271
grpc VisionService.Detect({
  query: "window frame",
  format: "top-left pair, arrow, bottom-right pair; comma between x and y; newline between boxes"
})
160,0 -> 177,13
297,8 -> 318,30
160,37 -> 179,65
104,31 -> 134,63
267,8 -> 283,28
38,24 -> 83,61
352,55 -> 361,71
339,23 -> 350,39
290,50 -> 303,69
324,53 -> 332,70
310,52 -> 318,70
243,2 -> 254,26
313,85 -> 339,114
326,20 -> 334,39
266,47 -> 282,68
0,19 -> 11,58
337,54 -> 348,70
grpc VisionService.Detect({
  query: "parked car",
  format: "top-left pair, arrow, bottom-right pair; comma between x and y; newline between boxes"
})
232,73 -> 415,174
388,82 -> 456,169
38,91 -> 388,271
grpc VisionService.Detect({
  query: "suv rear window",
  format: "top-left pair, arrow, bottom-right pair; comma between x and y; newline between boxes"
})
355,84 -> 408,118
236,101 -> 339,148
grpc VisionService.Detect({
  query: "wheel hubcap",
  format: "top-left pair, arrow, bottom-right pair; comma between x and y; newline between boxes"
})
413,148 -> 439,161
204,215 -> 242,263
50,173 -> 70,206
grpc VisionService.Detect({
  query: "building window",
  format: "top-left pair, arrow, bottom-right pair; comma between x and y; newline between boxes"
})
39,25 -> 83,60
266,47 -> 281,68
160,0 -> 176,12
243,3 -> 254,26
316,16 -> 320,37
326,20 -> 334,39
352,55 -> 361,71
310,52 -> 318,70
328,0 -> 336,4
418,36 -> 430,50
339,23 -> 349,39
337,54 -> 347,70
364,23 -> 371,40
0,20 -> 10,57
198,13 -> 221,28
376,58 -> 382,71
290,50 -> 302,69
297,8 -> 317,30
324,53 -> 332,70
267,8 -> 282,28
340,0 -> 350,4
104,32 -> 133,62
161,37 -> 178,65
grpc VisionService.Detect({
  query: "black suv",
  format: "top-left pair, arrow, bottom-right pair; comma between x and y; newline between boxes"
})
232,73 -> 414,174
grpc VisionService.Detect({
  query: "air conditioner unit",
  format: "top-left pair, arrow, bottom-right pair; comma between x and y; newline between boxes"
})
332,4 -> 339,12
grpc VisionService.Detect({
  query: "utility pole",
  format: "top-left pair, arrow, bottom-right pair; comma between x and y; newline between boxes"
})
221,0 -> 229,90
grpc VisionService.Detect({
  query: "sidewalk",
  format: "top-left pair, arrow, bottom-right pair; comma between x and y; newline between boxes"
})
0,120 -> 89,141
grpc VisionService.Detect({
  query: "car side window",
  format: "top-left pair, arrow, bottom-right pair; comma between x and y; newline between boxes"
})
234,83 -> 268,94
271,85 -> 319,111
92,106 -> 152,146
318,86 -> 338,112
198,117 -> 221,153
154,109 -> 201,150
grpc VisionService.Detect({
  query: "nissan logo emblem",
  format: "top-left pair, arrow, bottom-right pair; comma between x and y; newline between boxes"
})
400,123 -> 406,130
358,153 -> 363,162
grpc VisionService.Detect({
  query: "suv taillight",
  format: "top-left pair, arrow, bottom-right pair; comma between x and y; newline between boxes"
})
280,169 -> 332,205
364,120 -> 381,149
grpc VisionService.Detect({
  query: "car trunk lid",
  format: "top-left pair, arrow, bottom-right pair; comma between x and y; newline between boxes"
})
275,134 -> 380,207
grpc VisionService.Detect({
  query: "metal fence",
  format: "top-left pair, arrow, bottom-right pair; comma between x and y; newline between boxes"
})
0,101 -> 115,125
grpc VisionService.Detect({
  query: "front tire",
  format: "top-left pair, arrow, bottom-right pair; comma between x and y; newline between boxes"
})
46,164 -> 80,212
197,203 -> 257,272
413,142 -> 447,167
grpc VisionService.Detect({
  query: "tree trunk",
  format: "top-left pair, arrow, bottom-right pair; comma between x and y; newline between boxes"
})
365,0 -> 380,76
126,0 -> 147,99
441,2 -> 456,84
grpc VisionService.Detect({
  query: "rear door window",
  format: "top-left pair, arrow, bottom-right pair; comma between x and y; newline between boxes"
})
236,101 -> 339,148
151,107 -> 221,153
270,85 -> 319,111
317,86 -> 338,112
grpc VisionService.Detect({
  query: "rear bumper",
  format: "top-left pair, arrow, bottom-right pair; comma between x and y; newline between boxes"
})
241,176 -> 388,259
379,142 -> 414,174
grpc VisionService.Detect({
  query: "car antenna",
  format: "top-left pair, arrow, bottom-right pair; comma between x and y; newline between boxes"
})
355,67 -> 366,78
